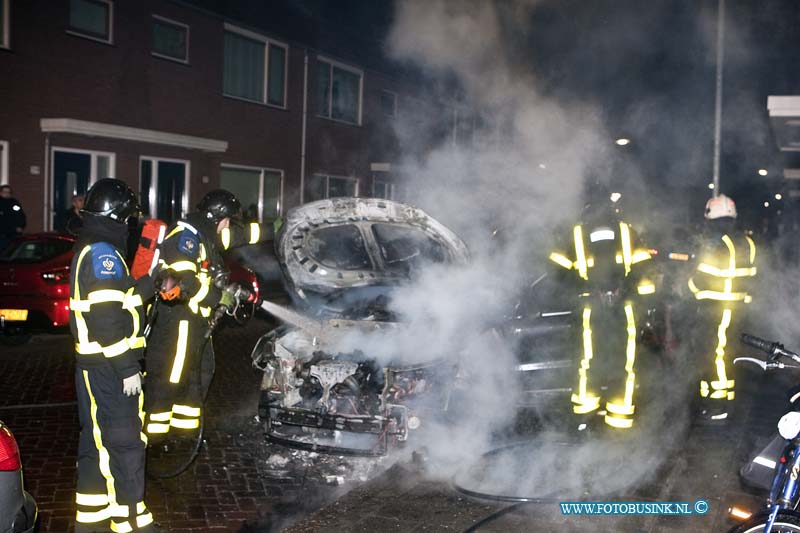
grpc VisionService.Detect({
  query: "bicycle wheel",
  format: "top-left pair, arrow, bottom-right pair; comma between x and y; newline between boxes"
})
146,415 -> 205,479
729,510 -> 800,533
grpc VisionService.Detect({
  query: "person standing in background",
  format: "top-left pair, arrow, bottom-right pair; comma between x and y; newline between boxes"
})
0,184 -> 26,252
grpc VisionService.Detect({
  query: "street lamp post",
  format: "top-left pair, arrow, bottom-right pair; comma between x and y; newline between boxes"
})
712,0 -> 726,197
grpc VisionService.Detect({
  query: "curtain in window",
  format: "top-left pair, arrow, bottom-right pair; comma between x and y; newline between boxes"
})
220,167 -> 261,222
267,46 -> 286,106
315,61 -> 331,117
332,67 -> 359,123
263,171 -> 282,220
224,31 -> 265,102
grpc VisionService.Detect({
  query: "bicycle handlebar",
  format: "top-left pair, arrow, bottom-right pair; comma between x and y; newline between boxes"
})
740,333 -> 800,364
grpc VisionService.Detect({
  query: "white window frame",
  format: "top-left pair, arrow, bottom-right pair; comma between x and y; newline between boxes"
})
1,0 -> 10,50
312,173 -> 359,199
317,56 -> 364,126
151,14 -> 190,64
223,23 -> 288,109
220,163 -> 284,222
66,0 -> 114,45
380,90 -> 397,118
372,179 -> 394,200
0,140 -> 8,185
139,156 -> 190,221
50,146 -> 116,229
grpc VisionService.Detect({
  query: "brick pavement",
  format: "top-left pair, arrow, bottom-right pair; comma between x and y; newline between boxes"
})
0,316 -> 358,532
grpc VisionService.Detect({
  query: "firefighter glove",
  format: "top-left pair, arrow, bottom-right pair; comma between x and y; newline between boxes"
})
219,288 -> 236,309
122,373 -> 143,397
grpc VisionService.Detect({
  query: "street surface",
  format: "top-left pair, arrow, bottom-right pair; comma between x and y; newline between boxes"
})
0,313 -> 793,532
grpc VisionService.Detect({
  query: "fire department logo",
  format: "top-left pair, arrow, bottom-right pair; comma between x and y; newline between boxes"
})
103,258 -> 115,271
185,239 -> 195,251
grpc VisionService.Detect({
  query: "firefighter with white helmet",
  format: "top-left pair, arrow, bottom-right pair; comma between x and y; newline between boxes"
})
689,193 -> 756,421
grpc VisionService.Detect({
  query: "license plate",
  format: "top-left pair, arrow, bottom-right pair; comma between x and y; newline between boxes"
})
0,309 -> 28,321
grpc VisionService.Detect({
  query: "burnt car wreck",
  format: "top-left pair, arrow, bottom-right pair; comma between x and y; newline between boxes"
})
252,198 -> 469,455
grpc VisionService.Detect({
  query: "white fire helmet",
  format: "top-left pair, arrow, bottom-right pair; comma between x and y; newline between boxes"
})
704,194 -> 737,220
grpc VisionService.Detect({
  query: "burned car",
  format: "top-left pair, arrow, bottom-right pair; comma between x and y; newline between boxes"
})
251,198 -> 469,455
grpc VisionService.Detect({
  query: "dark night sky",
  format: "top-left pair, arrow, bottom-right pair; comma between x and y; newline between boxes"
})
187,0 -> 800,227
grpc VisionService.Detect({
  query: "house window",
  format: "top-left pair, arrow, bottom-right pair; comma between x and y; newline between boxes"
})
68,0 -> 113,43
152,15 -> 188,63
372,180 -> 394,200
219,165 -> 283,223
1,0 -> 9,49
381,90 -> 397,118
223,24 -> 287,107
139,157 -> 189,224
316,57 -> 363,125
305,174 -> 358,202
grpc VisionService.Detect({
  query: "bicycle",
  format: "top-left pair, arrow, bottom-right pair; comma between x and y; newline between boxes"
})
727,333 -> 800,533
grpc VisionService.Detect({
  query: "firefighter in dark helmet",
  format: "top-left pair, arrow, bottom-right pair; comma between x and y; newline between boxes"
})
689,194 -> 756,421
69,178 -> 161,532
144,190 -> 264,438
549,192 -> 656,430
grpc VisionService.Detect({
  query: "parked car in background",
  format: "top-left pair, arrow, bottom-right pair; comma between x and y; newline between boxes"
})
0,231 -> 260,345
0,233 -> 73,345
0,421 -> 37,533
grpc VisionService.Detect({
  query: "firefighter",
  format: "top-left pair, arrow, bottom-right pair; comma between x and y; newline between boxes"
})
689,194 -> 756,421
549,198 -> 656,429
70,179 -> 160,533
144,190 -> 264,438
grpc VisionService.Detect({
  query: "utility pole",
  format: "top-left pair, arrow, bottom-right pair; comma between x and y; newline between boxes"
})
712,0 -> 726,197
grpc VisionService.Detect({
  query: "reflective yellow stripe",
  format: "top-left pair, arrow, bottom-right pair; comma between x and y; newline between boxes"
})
102,338 -> 131,358
604,414 -> 633,429
691,289 -> 751,303
146,423 -> 170,434
573,225 -> 588,280
177,221 -> 198,234
166,227 -> 182,240
138,391 -> 147,446
746,236 -> 756,264
111,520 -> 133,533
76,493 -> 109,507
200,306 -> 211,318
137,502 -> 147,514
172,404 -> 201,417
249,222 -> 260,244
712,308 -> 733,396
167,260 -> 198,273
72,245 -> 94,346
199,243 -> 207,262
77,508 -> 112,523
630,249 -> 651,264
606,402 -> 635,416
169,320 -> 190,384
571,305 -> 599,413
137,512 -> 154,528
619,222 -> 632,276
82,370 -> 120,518
697,263 -> 757,278
221,227 -> 232,249
170,417 -> 200,429
149,411 -> 172,422
549,252 -> 573,270
622,303 -> 637,411
637,283 -> 655,295
188,272 -> 211,314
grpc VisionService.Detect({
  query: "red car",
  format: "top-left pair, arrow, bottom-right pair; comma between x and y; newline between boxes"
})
0,232 -> 259,344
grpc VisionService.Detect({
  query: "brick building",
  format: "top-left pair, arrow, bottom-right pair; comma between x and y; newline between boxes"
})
0,0 -> 440,232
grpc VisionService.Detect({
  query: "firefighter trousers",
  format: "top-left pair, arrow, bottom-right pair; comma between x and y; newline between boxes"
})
144,303 -> 212,436
692,303 -> 740,405
75,365 -> 154,532
570,301 -> 639,429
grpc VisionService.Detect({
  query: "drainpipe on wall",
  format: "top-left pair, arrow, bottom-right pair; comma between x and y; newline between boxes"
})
300,48 -> 309,205
43,133 -> 50,230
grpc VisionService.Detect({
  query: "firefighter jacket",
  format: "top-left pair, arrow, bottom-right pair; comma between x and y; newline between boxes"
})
688,229 -> 756,305
548,220 -> 656,295
69,219 -> 154,379
158,215 -> 266,316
